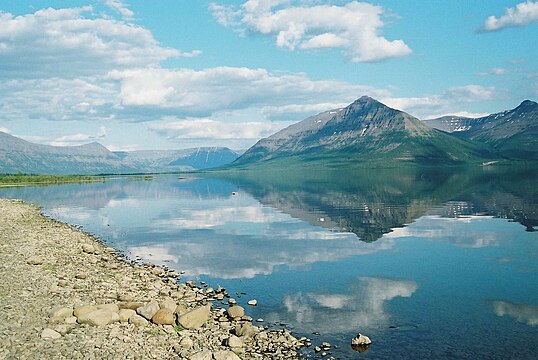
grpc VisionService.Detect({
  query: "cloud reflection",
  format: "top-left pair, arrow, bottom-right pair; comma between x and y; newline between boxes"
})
489,300 -> 538,327
269,277 -> 418,333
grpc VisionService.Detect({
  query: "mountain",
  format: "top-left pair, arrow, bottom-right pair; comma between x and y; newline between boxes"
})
233,96 -> 497,167
454,100 -> 538,159
0,131 -> 134,175
119,148 -> 239,171
422,116 -> 487,133
0,131 -> 239,175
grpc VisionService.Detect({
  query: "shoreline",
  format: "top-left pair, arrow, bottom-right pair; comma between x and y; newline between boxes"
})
0,199 -> 306,359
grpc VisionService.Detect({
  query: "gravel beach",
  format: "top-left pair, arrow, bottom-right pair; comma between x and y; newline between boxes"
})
0,199 -> 306,359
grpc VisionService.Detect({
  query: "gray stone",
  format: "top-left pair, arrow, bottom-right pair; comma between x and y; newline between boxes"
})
227,306 -> 244,319
235,322 -> 258,338
177,304 -> 211,329
118,309 -> 136,323
136,300 -> 159,320
129,314 -> 149,326
74,305 -> 97,318
226,335 -> 243,348
152,308 -> 174,325
77,309 -> 114,326
178,336 -> 194,349
50,307 -> 73,319
26,256 -> 44,265
213,350 -> 242,360
159,298 -> 177,312
41,328 -> 61,339
191,350 -> 213,360
97,303 -> 119,313
351,333 -> 372,346
82,244 -> 95,254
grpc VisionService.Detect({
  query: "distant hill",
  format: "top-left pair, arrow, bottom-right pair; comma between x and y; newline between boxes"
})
0,131 -> 134,175
455,100 -> 538,159
233,96 -> 498,168
0,131 -> 239,174
119,148 -> 239,171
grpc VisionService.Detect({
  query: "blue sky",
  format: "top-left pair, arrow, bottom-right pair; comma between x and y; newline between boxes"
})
0,0 -> 537,150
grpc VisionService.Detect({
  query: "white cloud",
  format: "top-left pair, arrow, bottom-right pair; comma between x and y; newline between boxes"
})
382,85 -> 497,119
109,66 -> 387,118
479,67 -> 509,76
149,118 -> 289,140
48,126 -> 111,146
489,300 -> 538,326
0,6 -> 180,78
481,1 -> 538,32
104,0 -> 135,20
209,1 -> 411,62
0,127 -> 10,134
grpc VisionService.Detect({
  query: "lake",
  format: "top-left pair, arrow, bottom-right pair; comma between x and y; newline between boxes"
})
1,167 -> 537,359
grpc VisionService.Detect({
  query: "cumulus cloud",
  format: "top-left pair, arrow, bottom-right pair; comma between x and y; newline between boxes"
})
209,0 -> 411,62
48,126 -> 111,146
149,118 -> 288,140
109,66 -> 386,118
0,6 -> 182,78
382,85 -> 497,119
481,1 -> 538,32
104,0 -> 134,20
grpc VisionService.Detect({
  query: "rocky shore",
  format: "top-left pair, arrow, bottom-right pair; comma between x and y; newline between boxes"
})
0,199 -> 306,359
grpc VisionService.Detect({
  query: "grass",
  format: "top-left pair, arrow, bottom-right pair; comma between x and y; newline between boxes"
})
174,324 -> 185,333
0,173 -> 106,187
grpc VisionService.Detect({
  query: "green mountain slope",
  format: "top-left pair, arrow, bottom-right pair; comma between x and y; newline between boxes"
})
233,96 -> 498,168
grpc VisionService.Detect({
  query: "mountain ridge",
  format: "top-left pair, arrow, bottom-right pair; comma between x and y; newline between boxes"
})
233,96 -> 499,167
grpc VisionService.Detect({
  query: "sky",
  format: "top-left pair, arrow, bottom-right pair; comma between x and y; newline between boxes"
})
0,0 -> 537,151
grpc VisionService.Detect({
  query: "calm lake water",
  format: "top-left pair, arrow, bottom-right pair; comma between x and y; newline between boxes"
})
1,167 -> 537,359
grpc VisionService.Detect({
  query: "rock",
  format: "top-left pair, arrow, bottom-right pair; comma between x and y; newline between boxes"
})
118,301 -> 144,310
117,293 -> 134,302
351,333 -> 372,346
227,306 -> 245,319
57,280 -> 68,287
77,309 -> 114,326
97,303 -> 119,313
213,350 -> 242,360
73,305 -> 97,318
151,267 -> 164,276
247,299 -> 257,306
118,309 -> 136,323
136,300 -> 160,320
26,256 -> 44,265
64,316 -> 77,324
152,308 -> 174,325
82,244 -> 95,254
129,314 -> 149,326
75,273 -> 87,279
178,336 -> 194,349
41,328 -> 61,339
159,298 -> 177,312
191,351 -> 213,360
177,304 -> 211,329
235,323 -> 258,338
104,247 -> 116,253
225,335 -> 243,348
228,298 -> 237,305
53,324 -> 75,336
50,307 -> 73,319
256,318 -> 264,323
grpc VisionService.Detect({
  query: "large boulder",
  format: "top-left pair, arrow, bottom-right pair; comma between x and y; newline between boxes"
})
77,309 -> 114,326
177,304 -> 211,329
137,300 -> 160,320
227,306 -> 244,319
152,308 -> 174,325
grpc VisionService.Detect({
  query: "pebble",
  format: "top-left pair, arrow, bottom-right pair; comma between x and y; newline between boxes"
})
41,328 -> 62,339
26,256 -> 44,265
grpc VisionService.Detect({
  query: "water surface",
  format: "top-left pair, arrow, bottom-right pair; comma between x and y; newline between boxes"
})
1,167 -> 536,359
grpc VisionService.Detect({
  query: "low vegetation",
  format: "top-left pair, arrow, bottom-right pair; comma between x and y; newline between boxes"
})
0,174 -> 106,187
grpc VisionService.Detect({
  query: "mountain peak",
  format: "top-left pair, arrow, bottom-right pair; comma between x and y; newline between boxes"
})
516,99 -> 537,111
